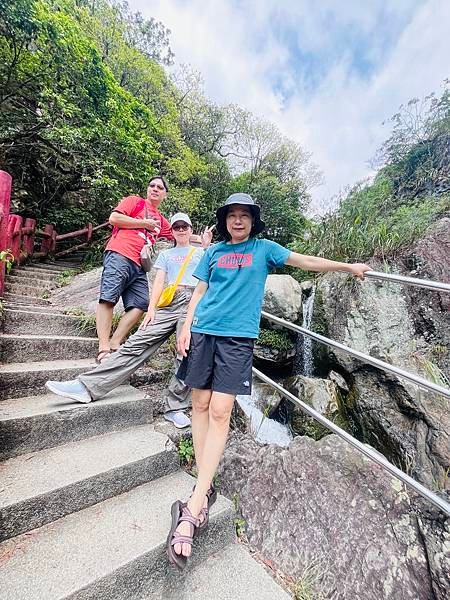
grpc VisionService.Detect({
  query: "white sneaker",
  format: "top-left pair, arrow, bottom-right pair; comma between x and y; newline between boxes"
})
164,411 -> 191,429
45,379 -> 92,404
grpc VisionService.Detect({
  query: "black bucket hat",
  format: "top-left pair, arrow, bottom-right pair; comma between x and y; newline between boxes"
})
216,193 -> 265,240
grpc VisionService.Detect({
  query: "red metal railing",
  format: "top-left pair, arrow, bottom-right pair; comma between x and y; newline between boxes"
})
0,170 -> 109,297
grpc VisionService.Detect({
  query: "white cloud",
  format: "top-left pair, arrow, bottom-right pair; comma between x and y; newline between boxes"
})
130,0 -> 450,214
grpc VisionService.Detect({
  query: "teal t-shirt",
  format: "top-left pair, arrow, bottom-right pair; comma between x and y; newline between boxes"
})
191,238 -> 291,339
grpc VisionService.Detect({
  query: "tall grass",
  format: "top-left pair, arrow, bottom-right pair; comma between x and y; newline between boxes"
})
295,174 -> 449,263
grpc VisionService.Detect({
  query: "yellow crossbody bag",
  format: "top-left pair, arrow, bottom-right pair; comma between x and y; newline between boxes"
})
157,247 -> 196,308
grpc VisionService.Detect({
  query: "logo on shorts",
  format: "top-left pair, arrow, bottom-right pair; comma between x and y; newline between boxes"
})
217,253 -> 253,269
242,380 -> 250,387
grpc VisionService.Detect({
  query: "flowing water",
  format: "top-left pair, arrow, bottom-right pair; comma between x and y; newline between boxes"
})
236,386 -> 292,447
301,287 -> 316,376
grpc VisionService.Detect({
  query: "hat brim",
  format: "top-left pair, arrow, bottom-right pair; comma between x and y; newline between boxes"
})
216,204 -> 265,240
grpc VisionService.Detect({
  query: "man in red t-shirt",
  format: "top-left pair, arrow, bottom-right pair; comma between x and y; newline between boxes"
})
96,176 -> 173,363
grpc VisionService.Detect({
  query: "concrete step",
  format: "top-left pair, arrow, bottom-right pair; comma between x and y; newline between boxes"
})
0,333 -> 98,363
0,471 -> 235,600
11,268 -> 60,281
0,424 -> 179,542
148,543 -> 292,600
3,303 -> 68,315
0,386 -> 153,459
5,281 -> 54,296
22,265 -> 68,276
2,309 -> 94,337
52,261 -> 83,269
28,262 -> 78,272
7,274 -> 56,289
3,292 -> 51,306
0,358 -> 95,400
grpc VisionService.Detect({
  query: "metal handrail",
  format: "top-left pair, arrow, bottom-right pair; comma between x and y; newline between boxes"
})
253,367 -> 450,516
365,270 -> 450,293
261,311 -> 450,399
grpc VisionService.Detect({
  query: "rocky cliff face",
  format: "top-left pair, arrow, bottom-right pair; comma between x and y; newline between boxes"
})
219,431 -> 449,600
311,217 -> 449,491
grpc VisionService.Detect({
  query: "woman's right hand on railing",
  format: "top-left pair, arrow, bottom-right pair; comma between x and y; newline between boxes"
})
177,327 -> 191,357
140,306 -> 156,329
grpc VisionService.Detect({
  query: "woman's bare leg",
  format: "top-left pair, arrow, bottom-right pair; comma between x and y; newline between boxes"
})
173,391 -> 235,557
190,388 -> 212,471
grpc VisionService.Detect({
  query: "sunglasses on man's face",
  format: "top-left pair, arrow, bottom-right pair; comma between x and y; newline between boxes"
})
172,223 -> 189,231
148,183 -> 165,191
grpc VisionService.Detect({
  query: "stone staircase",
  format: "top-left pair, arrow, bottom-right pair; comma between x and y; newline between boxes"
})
0,260 -> 291,599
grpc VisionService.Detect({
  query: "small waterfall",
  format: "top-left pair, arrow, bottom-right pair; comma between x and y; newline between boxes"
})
236,388 -> 292,447
302,287 -> 316,376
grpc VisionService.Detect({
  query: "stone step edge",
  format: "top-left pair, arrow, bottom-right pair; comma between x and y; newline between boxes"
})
2,293 -> 51,304
0,472 -> 235,600
1,333 -> 97,342
0,424 -> 179,542
4,308 -> 79,319
0,357 -> 95,373
0,388 -> 153,460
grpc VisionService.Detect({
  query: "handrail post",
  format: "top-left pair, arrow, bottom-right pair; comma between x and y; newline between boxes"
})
40,224 -> 54,256
22,218 -> 36,260
10,215 -> 23,263
0,171 -> 12,297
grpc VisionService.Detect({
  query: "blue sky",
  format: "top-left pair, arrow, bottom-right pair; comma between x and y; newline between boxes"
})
130,0 -> 450,213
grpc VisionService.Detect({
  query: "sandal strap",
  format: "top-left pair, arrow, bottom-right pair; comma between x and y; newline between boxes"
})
180,503 -> 200,527
179,514 -> 198,527
171,533 -> 193,547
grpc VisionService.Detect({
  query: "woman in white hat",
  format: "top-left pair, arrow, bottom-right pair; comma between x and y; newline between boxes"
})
46,213 -> 214,429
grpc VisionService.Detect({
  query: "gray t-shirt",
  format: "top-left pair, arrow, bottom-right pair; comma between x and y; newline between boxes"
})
153,245 -> 204,286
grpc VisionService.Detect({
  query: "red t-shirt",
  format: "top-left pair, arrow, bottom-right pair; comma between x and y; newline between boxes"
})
105,195 -> 173,265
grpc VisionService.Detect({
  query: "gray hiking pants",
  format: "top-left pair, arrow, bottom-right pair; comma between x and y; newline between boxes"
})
79,288 -> 192,412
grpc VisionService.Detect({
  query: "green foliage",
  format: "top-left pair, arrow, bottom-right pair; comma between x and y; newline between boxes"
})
0,0 -> 223,232
0,250 -> 15,274
232,493 -> 247,538
80,231 -> 111,270
412,352 -> 450,389
1,0 -> 318,247
257,328 -> 293,352
178,436 -> 195,466
293,560 -> 329,600
67,307 -> 121,335
297,184 -> 449,262
56,269 -> 76,287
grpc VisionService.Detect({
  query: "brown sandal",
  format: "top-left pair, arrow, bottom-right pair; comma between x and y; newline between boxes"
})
166,500 -> 199,570
193,484 -> 217,531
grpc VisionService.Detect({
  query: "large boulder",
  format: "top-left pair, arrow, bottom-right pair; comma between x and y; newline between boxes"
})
219,431 -> 449,600
262,274 -> 303,324
282,375 -> 348,440
253,339 -> 296,369
50,240 -> 172,315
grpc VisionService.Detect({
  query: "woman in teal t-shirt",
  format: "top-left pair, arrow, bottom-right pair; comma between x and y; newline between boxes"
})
166,193 -> 370,569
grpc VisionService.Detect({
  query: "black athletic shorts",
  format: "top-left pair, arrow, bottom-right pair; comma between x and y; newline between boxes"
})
177,332 -> 254,395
